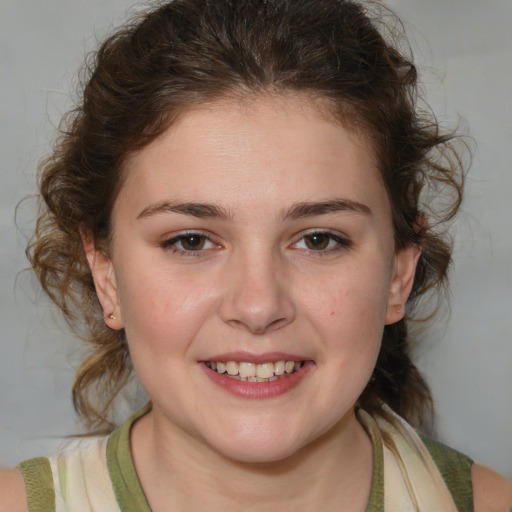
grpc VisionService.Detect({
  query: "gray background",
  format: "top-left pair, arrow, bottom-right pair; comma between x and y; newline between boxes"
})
1,0 -> 511,478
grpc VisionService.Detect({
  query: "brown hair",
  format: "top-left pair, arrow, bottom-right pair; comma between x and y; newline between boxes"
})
28,0 -> 465,429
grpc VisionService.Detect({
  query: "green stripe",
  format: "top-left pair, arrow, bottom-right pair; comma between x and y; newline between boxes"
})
17,457 -> 55,512
365,420 -> 385,512
106,405 -> 152,511
421,436 -> 474,512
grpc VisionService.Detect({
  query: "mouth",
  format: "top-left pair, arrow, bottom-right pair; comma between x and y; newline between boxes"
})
205,360 -> 305,382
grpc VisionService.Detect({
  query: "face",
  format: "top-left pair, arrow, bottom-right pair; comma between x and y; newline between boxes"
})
87,94 -> 419,464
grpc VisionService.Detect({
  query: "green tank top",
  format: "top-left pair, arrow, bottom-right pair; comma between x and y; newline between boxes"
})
18,408 -> 473,512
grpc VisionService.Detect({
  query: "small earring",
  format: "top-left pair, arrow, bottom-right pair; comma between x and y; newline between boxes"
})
395,304 -> 403,314
108,312 -> 116,320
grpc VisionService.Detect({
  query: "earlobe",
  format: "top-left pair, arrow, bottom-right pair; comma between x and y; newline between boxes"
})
385,244 -> 422,325
80,226 -> 123,330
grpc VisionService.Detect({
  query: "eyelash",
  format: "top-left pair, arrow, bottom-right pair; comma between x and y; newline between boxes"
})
160,232 -> 219,256
160,230 -> 352,256
292,230 -> 352,254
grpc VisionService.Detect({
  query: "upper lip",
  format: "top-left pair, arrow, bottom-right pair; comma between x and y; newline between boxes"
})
200,351 -> 309,364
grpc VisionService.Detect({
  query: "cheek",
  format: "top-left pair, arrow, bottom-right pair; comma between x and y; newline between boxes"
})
302,262 -> 392,335
115,261 -> 217,356
300,263 -> 390,386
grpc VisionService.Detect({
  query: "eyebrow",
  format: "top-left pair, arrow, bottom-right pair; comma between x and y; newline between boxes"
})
137,197 -> 371,221
282,198 -> 371,220
137,201 -> 233,220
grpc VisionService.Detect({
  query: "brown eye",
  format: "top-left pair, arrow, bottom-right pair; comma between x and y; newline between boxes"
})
161,232 -> 217,254
293,231 -> 351,253
304,233 -> 330,250
179,234 -> 206,250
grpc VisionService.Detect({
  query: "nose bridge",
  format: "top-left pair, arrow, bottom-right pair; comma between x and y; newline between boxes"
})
219,242 -> 295,334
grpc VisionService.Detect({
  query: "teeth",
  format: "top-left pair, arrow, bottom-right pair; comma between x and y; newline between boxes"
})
239,362 -> 256,378
207,360 -> 304,379
274,360 -> 285,375
226,361 -> 238,376
256,362 -> 274,379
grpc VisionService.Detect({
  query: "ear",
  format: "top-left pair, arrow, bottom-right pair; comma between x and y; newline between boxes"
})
385,244 -> 422,325
80,226 -> 124,330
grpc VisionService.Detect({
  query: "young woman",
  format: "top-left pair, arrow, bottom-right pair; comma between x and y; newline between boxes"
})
1,0 -> 511,510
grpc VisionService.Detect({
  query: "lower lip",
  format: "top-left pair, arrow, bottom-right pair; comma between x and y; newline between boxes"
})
200,361 -> 314,399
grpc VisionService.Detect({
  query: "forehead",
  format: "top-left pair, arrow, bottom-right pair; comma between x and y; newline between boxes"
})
119,93 -> 389,219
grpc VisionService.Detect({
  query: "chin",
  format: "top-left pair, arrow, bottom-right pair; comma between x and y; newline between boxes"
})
217,439 -> 303,465
202,419 -> 316,465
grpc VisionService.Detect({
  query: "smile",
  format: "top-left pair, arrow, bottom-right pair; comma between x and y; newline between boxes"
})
205,360 -> 304,382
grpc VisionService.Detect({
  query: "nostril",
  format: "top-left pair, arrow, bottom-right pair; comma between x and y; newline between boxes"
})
226,315 -> 292,334
267,317 -> 291,331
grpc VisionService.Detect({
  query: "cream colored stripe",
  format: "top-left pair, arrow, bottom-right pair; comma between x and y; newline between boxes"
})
48,436 -> 120,511
378,408 -> 459,512
358,408 -> 459,512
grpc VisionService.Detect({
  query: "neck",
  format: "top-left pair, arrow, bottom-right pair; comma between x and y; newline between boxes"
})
131,407 -> 374,512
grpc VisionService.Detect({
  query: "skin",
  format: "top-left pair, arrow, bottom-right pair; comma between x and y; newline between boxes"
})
94,94 -> 417,510
1,94 -> 511,511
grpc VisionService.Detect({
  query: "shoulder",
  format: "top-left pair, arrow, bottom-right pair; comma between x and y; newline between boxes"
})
0,468 -> 28,512
472,463 -> 512,512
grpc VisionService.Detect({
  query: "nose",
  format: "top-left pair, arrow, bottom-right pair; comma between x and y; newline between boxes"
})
218,249 -> 296,334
